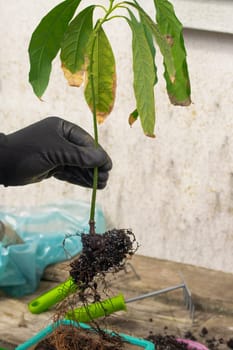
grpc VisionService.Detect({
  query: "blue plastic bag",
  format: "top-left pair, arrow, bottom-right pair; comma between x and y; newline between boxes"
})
0,200 -> 106,297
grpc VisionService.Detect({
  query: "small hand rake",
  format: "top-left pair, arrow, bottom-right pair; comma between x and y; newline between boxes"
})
65,280 -> 195,322
28,277 -> 195,321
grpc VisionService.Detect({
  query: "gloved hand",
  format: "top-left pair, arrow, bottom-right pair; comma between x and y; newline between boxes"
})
0,116 -> 112,188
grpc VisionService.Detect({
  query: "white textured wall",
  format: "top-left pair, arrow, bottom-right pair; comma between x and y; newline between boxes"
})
1,1 -> 233,273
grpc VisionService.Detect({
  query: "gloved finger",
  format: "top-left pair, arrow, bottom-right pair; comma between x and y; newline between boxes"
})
61,120 -> 112,169
86,168 -> 110,189
62,119 -> 96,147
98,154 -> 113,172
60,143 -> 112,170
53,166 -> 109,189
54,171 -> 92,188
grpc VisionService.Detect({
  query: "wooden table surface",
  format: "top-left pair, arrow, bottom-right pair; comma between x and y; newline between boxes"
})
1,254 -> 233,349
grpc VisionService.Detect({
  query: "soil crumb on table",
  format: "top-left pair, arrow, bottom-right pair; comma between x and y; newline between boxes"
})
146,333 -> 189,350
146,327 -> 233,350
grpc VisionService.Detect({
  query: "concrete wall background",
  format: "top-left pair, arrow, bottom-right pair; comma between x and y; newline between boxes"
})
1,1 -> 233,273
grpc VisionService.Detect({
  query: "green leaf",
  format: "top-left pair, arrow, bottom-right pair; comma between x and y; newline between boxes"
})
29,0 -> 82,98
60,5 -> 95,75
125,1 -> 175,82
127,10 -> 156,137
140,14 -> 157,86
84,26 -> 116,123
154,0 -> 191,105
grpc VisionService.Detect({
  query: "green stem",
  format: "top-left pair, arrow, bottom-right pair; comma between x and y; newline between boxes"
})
89,32 -> 98,235
89,1 -> 120,234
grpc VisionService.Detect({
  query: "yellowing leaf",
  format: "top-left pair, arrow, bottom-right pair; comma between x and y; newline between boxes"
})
154,0 -> 191,105
128,1 -> 176,83
60,6 -> 95,74
28,0 -> 82,98
128,109 -> 139,127
97,112 -> 108,124
85,26 -> 116,122
62,63 -> 85,87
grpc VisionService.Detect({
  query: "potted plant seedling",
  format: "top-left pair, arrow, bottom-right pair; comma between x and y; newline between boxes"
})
25,0 -> 191,348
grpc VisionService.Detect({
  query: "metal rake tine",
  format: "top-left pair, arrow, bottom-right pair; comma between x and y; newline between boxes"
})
179,272 -> 195,320
184,287 -> 191,310
124,262 -> 141,280
184,285 -> 195,320
183,285 -> 189,308
190,302 -> 195,322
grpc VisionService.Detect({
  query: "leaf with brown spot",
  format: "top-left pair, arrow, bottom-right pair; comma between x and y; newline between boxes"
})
60,6 -> 95,86
146,133 -> 156,138
154,0 -> 191,105
96,112 -> 106,124
128,109 -> 139,127
165,34 -> 174,47
61,63 -> 85,87
126,1 -> 176,84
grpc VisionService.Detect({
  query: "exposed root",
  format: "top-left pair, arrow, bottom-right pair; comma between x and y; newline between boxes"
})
69,229 -> 137,294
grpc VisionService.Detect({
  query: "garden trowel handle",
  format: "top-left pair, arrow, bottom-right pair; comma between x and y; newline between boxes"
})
28,277 -> 77,314
65,294 -> 127,322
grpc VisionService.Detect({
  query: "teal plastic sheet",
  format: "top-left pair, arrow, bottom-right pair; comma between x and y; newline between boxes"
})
0,200 -> 106,297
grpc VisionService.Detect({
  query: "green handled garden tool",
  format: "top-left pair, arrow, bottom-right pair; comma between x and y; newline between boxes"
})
28,277 -> 77,314
28,279 -> 194,321
65,282 -> 195,322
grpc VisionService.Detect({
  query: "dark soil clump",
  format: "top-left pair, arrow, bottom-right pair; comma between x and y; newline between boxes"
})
227,338 -> 233,349
184,330 -> 197,341
70,229 -> 137,293
199,327 -> 208,338
146,333 -> 189,350
146,327 -> 233,350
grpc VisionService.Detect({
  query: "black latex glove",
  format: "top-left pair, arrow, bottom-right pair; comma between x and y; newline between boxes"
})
0,116 -> 112,188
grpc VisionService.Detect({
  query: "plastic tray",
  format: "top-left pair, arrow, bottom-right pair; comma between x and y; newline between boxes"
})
16,319 -> 155,350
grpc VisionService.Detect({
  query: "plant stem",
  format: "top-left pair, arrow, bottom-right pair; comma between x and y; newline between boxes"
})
89,31 -> 98,235
89,2 -> 120,234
